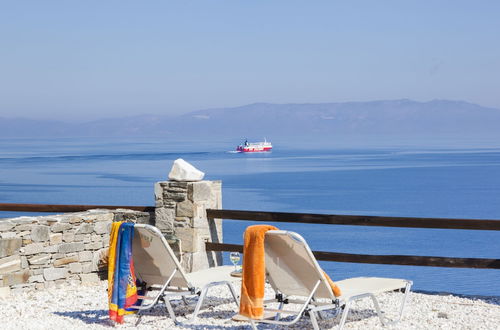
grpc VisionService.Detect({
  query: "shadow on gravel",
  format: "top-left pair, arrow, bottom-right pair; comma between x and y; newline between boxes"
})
53,309 -> 113,327
51,296 -> 240,327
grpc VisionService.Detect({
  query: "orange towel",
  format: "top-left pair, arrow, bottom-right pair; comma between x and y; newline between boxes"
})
324,271 -> 342,298
239,225 -> 342,320
239,224 -> 278,319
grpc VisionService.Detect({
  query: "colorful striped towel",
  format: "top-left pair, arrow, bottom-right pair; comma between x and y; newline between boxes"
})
108,222 -> 139,323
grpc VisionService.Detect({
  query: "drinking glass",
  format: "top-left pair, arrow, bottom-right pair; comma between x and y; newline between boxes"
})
230,252 -> 240,271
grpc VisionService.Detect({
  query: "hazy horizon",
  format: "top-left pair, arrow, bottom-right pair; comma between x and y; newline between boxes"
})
2,98 -> 500,123
1,1 -> 500,121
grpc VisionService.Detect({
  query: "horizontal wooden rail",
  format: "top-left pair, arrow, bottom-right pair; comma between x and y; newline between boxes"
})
0,203 -> 155,213
205,242 -> 500,269
207,209 -> 500,231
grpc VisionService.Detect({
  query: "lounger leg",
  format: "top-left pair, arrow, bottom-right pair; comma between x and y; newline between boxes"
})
338,301 -> 351,330
181,296 -> 189,306
188,286 -> 209,322
396,282 -> 412,322
134,312 -> 143,326
309,310 -> 320,330
369,294 -> 387,326
164,298 -> 178,325
274,301 -> 284,321
226,282 -> 240,307
311,297 -> 325,320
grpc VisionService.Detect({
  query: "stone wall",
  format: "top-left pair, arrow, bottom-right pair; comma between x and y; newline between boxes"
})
154,180 -> 223,272
0,179 -> 224,294
0,209 -> 150,294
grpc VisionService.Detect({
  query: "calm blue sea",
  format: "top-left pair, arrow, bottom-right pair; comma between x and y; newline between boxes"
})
1,137 -> 499,296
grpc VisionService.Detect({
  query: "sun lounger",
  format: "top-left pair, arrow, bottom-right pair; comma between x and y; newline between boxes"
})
129,224 -> 239,324
248,230 -> 412,329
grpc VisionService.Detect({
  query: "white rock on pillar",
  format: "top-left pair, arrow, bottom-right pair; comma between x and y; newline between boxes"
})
168,159 -> 205,182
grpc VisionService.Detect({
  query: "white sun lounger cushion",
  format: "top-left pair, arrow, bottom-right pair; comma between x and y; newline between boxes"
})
185,265 -> 238,289
336,277 -> 408,300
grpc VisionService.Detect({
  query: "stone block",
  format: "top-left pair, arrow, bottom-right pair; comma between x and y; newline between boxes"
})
28,275 -> 44,283
176,200 -> 194,217
93,213 -> 114,222
80,273 -> 99,284
58,242 -> 85,254
85,241 -> 102,250
81,262 -> 92,273
53,255 -> 79,266
163,192 -> 187,202
50,233 -> 63,245
154,182 -> 164,202
31,225 -> 50,242
174,217 -> 190,228
74,234 -> 85,242
189,181 -> 214,202
0,232 -> 17,239
21,256 -> 28,268
59,216 -> 71,223
175,227 -> 206,253
69,262 -> 82,273
76,223 -> 94,235
17,224 -> 33,231
0,221 -> 15,231
78,251 -> 93,262
28,254 -> 51,265
94,222 -> 108,235
166,181 -> 189,188
69,217 -> 82,224
3,270 -> 30,286
51,223 -> 71,233
0,286 -> 11,298
43,267 -> 68,281
0,255 -> 22,275
0,238 -> 22,257
11,217 -> 36,224
45,218 -> 59,226
43,245 -> 59,253
62,232 -> 75,242
21,242 -> 44,255
155,208 -> 175,232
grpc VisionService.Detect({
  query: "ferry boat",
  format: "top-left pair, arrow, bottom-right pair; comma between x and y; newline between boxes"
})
236,139 -> 272,152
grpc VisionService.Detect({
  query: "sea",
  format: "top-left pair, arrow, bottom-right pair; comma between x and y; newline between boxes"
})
1,137 -> 499,296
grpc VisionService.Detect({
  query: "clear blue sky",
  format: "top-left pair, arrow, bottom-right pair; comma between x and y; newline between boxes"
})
1,1 -> 499,121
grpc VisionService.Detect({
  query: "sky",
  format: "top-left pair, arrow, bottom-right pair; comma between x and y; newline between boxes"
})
1,1 -> 499,121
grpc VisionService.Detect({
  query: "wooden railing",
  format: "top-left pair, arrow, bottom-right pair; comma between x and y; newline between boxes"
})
2,203 -> 499,269
206,209 -> 500,269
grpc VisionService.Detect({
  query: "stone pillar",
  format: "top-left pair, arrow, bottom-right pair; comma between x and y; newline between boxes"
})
154,180 -> 222,272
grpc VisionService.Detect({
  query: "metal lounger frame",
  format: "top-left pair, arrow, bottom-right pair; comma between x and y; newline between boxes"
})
249,230 -> 413,330
129,224 -> 239,325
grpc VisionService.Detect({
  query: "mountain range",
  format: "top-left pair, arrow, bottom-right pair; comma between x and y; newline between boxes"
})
2,99 -> 500,140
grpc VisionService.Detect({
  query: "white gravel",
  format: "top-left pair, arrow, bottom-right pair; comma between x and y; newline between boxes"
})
1,281 -> 500,330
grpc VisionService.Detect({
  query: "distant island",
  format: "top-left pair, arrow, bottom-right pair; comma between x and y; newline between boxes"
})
2,99 -> 500,140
